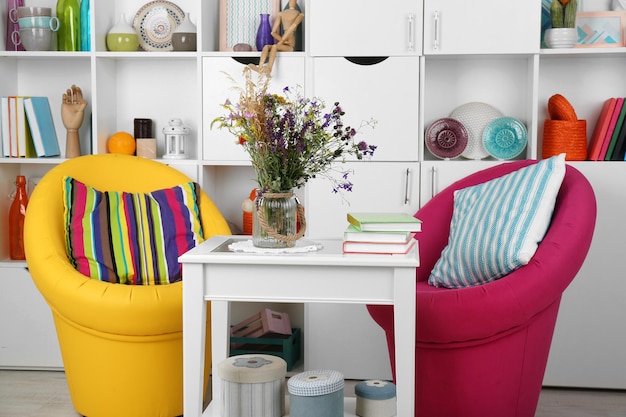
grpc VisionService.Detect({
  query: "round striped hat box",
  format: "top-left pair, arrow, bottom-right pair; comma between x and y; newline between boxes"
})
218,354 -> 286,417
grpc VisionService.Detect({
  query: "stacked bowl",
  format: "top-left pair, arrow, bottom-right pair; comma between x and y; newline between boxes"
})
12,7 -> 59,51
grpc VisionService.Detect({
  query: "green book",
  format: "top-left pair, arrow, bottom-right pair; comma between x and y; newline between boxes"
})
347,212 -> 422,232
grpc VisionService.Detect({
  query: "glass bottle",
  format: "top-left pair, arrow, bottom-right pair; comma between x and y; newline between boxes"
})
56,0 -> 81,51
255,13 -> 273,51
80,0 -> 90,51
9,175 -> 28,260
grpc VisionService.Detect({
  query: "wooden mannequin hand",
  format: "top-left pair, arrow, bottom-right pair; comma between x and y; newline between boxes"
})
61,85 -> 87,130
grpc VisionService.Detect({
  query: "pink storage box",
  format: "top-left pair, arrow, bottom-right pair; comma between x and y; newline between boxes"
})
231,308 -> 292,339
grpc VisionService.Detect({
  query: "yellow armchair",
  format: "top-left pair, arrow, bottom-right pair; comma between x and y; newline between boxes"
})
24,154 -> 231,417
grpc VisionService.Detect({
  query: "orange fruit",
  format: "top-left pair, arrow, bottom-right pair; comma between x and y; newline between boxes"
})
107,131 -> 136,155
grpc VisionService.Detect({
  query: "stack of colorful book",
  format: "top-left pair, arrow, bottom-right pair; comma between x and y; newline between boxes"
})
342,212 -> 421,254
588,97 -> 626,161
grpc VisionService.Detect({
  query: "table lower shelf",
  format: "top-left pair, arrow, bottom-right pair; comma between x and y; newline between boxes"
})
203,396 -> 383,416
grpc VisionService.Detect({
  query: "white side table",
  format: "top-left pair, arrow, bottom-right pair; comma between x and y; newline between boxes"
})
180,236 -> 419,417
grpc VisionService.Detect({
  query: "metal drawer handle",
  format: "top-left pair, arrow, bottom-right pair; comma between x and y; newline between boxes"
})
408,13 -> 414,52
405,168 -> 411,204
433,11 -> 440,50
431,165 -> 437,199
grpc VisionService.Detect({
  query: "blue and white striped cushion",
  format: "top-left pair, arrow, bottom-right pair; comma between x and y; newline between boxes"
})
429,154 -> 566,288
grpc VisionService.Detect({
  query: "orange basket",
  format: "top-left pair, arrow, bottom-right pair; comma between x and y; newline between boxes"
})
548,94 -> 578,122
542,119 -> 587,160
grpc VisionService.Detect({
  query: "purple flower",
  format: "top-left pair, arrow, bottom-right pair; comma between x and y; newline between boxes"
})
333,179 -> 354,193
211,67 -> 376,194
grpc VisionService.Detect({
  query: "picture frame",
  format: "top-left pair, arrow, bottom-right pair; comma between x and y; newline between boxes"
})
219,0 -> 281,52
576,11 -> 626,47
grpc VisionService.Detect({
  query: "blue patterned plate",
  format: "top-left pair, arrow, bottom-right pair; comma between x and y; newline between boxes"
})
483,117 -> 527,160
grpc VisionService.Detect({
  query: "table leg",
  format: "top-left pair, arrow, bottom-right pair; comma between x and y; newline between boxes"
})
394,266 -> 416,416
211,300 -> 230,409
183,263 -> 207,417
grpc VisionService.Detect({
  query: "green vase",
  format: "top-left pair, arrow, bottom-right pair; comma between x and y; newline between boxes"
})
56,0 -> 80,51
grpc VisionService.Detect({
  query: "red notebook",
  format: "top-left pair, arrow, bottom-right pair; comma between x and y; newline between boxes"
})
589,98 -> 617,161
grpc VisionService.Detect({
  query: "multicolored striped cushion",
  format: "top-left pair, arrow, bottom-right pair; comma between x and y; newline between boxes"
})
63,176 -> 204,285
429,154 -> 566,288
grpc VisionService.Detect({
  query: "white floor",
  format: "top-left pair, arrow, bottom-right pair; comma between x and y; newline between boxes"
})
1,370 -> 626,417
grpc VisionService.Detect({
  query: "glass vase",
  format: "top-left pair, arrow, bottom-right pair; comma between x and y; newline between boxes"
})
252,190 -> 305,248
255,13 -> 273,51
56,0 -> 81,51
80,0 -> 90,51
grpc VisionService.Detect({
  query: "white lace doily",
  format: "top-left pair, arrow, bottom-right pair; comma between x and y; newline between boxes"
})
228,239 -> 323,254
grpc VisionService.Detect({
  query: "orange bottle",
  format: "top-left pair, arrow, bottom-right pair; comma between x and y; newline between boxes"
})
9,175 -> 28,260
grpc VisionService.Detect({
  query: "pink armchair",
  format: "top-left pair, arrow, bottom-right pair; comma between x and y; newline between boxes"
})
367,160 -> 596,417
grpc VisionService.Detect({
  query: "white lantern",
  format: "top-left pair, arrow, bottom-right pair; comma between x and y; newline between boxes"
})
163,118 -> 190,159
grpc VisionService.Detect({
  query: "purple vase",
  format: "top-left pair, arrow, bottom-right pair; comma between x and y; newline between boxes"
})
6,0 -> 25,51
255,13 -> 273,51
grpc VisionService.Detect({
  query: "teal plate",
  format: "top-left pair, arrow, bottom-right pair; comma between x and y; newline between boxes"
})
483,117 -> 527,160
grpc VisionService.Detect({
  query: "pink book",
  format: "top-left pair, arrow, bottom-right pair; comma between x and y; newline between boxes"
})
589,98 -> 617,161
599,97 -> 624,160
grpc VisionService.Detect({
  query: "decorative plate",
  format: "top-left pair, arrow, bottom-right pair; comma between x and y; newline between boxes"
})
425,118 -> 468,159
450,102 -> 503,160
133,1 -> 184,51
483,117 -> 528,160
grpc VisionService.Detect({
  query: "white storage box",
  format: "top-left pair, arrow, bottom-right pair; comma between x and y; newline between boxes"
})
355,380 -> 397,417
287,369 -> 344,417
218,354 -> 286,417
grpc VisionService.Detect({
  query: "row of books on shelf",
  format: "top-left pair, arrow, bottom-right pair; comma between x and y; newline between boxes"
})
1,96 -> 60,158
589,97 -> 626,161
342,212 -> 422,255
